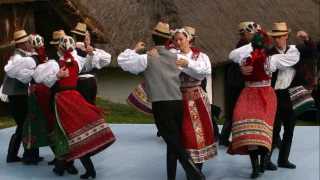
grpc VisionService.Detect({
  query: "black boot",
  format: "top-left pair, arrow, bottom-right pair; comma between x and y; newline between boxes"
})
260,154 -> 268,174
35,148 -> 44,161
48,146 -> 57,165
266,148 -> 277,171
79,155 -> 96,179
249,152 -> 259,179
167,153 -> 177,180
277,142 -> 296,169
6,134 -> 22,163
179,157 -> 205,180
53,159 -> 67,176
21,148 -> 40,165
66,160 -> 78,175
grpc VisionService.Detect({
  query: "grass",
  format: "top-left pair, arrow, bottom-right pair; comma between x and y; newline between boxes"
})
0,98 -> 318,130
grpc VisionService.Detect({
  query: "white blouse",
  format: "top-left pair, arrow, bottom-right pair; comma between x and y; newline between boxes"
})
229,43 -> 300,89
32,49 -> 104,88
170,49 -> 211,80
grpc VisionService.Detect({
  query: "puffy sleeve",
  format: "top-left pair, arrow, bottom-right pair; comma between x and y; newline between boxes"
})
117,49 -> 147,75
186,52 -> 211,75
81,48 -> 111,73
16,69 -> 34,84
269,45 -> 300,72
91,48 -> 111,69
32,60 -> 60,88
4,55 -> 36,79
229,43 -> 253,65
176,53 -> 211,80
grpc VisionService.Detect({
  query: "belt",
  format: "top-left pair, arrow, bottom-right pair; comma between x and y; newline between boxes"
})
78,77 -> 94,80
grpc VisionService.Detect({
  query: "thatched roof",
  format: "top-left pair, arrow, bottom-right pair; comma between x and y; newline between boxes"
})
0,0 -> 110,44
1,0 -> 319,67
72,0 -> 319,67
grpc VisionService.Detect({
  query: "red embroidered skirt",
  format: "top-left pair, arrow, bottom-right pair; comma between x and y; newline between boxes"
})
227,86 -> 277,155
126,81 -> 153,116
181,86 -> 217,163
54,90 -> 116,161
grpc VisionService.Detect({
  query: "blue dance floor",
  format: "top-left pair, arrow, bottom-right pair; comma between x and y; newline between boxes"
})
0,125 -> 319,180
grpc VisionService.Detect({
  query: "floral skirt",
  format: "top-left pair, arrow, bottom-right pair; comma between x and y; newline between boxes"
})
181,86 -> 217,163
22,92 -> 51,149
227,86 -> 277,155
54,90 -> 116,161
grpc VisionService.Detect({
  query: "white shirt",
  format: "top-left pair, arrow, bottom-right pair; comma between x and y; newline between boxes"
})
4,49 -> 36,84
117,46 -> 188,75
32,49 -> 103,87
117,46 -> 211,80
76,42 -> 111,78
228,43 -> 300,89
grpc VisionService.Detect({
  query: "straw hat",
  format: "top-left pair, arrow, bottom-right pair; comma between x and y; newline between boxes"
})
152,22 -> 171,39
238,22 -> 248,33
50,30 -> 66,45
182,26 -> 198,37
11,30 -> 28,44
71,23 -> 88,36
267,22 -> 291,36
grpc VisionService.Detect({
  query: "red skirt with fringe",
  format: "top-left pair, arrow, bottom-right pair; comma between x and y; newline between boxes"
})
227,86 -> 277,155
54,90 -> 116,161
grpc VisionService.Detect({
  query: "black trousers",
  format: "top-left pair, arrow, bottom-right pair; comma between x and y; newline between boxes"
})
77,77 -> 97,105
273,90 -> 297,144
220,86 -> 243,141
8,95 -> 28,136
152,100 -> 189,160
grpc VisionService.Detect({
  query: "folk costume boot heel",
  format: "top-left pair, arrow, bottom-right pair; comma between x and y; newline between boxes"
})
249,152 -> 259,179
6,134 -> 22,163
266,147 -> 277,171
260,154 -> 268,174
167,153 -> 177,180
80,156 -> 96,179
179,157 -> 205,180
48,145 -> 57,165
277,142 -> 296,169
66,160 -> 78,175
53,159 -> 67,176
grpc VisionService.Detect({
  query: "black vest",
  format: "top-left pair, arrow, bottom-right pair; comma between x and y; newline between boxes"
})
76,48 -> 94,75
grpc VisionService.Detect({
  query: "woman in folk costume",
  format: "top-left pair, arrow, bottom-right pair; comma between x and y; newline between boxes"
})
166,28 -> 216,179
32,36 -> 116,179
18,34 -> 52,165
227,30 -> 300,178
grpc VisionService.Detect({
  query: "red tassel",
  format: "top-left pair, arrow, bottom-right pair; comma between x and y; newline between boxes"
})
36,46 -> 47,62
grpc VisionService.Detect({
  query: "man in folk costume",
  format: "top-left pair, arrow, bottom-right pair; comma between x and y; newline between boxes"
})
266,22 -> 316,170
20,34 -> 51,165
228,27 -> 300,178
117,22 -> 205,180
183,25 -> 220,143
71,23 -> 111,105
32,35 -> 116,179
2,30 -> 35,163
